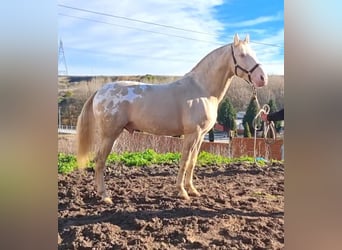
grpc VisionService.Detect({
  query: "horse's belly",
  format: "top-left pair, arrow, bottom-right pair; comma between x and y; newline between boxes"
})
128,117 -> 183,136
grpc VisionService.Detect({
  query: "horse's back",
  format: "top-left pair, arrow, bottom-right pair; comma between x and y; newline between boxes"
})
92,81 -> 181,134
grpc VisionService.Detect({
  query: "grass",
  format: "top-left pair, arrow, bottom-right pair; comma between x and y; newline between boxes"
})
58,153 -> 78,174
58,149 -> 278,174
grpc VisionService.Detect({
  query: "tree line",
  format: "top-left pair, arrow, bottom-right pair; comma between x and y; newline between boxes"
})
208,97 -> 283,141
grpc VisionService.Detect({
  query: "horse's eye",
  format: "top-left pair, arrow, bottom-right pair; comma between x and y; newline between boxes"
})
240,53 -> 246,58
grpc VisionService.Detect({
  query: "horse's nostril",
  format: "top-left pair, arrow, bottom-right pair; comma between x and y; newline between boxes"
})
260,75 -> 264,81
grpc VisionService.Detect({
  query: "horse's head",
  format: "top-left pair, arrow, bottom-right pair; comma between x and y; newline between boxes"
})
231,34 -> 268,87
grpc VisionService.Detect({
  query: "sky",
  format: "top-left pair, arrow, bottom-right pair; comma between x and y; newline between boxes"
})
58,0 -> 283,76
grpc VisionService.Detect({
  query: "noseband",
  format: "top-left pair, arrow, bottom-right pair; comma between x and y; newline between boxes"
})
231,45 -> 260,84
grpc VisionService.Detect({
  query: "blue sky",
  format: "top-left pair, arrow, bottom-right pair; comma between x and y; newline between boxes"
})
58,0 -> 283,76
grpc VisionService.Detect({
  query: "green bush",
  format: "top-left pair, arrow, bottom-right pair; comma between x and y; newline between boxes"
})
119,149 -> 180,166
106,153 -> 121,164
156,151 -> 181,164
58,150 -> 273,174
58,153 -> 77,174
197,151 -> 231,165
120,151 -> 151,166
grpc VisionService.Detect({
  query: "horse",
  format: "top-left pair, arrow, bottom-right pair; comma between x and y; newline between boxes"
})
76,34 -> 268,204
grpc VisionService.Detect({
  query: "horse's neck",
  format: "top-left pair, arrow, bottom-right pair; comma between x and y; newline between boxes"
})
190,45 -> 234,102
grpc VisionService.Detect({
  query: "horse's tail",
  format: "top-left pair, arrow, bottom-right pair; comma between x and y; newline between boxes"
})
76,91 -> 97,169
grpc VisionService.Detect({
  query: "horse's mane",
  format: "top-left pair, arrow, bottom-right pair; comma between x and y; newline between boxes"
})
189,44 -> 230,73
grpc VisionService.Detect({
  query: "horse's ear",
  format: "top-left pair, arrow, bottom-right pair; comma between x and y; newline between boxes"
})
234,34 -> 239,46
244,34 -> 250,43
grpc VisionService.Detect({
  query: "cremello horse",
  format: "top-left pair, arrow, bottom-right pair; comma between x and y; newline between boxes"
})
76,34 -> 268,204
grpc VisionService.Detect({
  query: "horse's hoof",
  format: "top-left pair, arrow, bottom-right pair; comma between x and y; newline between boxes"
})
185,185 -> 201,197
103,197 -> 113,204
188,190 -> 201,197
178,191 -> 190,200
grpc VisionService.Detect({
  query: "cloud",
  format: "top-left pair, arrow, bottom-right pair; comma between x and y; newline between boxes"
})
226,11 -> 283,28
249,29 -> 284,75
58,0 -> 283,75
58,0 -> 228,75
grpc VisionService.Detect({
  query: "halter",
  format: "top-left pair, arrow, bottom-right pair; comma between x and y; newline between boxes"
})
231,45 -> 260,84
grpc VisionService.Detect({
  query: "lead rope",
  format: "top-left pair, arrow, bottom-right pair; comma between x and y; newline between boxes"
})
251,87 -> 276,166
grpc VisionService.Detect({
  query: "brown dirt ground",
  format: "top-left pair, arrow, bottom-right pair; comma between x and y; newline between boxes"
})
58,162 -> 284,249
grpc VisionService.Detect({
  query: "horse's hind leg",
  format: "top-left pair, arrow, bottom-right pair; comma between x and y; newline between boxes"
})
94,129 -> 122,204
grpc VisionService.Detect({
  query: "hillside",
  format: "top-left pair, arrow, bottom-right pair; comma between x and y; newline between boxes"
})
58,75 -> 284,126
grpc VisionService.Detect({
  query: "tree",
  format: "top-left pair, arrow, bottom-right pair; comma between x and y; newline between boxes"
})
243,121 -> 252,137
243,96 -> 259,135
217,98 -> 237,134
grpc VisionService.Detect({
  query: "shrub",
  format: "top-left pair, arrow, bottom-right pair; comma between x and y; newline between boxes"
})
58,153 -> 77,174
58,150 -> 271,174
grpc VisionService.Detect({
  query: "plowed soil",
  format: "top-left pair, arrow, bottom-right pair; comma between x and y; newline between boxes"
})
58,163 -> 284,249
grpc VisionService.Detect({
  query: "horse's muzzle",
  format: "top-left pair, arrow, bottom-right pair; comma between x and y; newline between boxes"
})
252,68 -> 268,87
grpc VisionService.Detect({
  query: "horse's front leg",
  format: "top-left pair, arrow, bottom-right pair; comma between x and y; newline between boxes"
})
176,151 -> 190,200
176,133 -> 200,200
184,136 -> 204,197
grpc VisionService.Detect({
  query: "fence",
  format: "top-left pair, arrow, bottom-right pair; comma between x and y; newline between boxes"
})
58,125 -> 76,134
58,130 -> 283,160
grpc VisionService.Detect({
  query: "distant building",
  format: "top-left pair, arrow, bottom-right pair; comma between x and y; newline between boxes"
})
213,123 -> 224,132
236,111 -> 246,120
